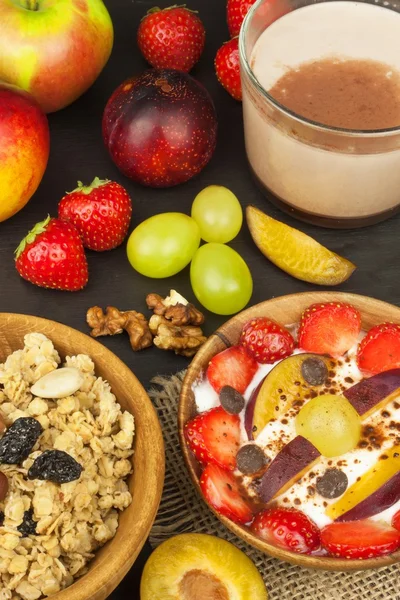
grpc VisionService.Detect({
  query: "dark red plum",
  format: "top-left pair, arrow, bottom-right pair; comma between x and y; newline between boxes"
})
102,69 -> 218,188
259,436 -> 321,504
343,369 -> 400,416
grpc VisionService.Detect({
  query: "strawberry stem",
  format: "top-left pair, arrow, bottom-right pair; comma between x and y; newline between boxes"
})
68,177 -> 110,195
15,215 -> 51,259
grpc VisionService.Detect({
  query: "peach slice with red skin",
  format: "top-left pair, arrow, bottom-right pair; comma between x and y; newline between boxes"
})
245,353 -> 331,440
259,436 -> 320,504
140,533 -> 268,600
343,368 -> 400,417
326,446 -> 400,521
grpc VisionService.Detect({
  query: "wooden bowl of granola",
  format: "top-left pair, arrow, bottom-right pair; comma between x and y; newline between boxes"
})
179,291 -> 400,571
0,313 -> 165,600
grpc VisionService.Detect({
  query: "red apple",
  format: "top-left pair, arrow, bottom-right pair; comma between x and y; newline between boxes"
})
0,0 -> 113,113
102,69 -> 218,188
0,82 -> 49,223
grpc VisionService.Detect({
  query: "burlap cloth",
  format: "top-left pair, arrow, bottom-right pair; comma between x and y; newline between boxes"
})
148,371 -> 400,600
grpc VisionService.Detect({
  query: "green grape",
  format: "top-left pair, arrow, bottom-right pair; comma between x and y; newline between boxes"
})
126,213 -> 200,278
295,394 -> 361,458
191,185 -> 243,243
190,243 -> 253,315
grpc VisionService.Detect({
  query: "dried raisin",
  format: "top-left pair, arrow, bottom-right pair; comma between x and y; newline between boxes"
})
0,417 -> 43,464
17,509 -> 37,537
28,449 -> 83,483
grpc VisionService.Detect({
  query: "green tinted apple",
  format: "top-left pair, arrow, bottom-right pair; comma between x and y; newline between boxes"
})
0,0 -> 113,113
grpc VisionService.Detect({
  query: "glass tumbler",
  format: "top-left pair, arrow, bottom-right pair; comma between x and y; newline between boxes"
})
239,0 -> 400,228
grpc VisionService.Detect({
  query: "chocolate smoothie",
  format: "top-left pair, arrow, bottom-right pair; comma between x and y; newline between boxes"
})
269,58 -> 400,130
242,1 -> 400,225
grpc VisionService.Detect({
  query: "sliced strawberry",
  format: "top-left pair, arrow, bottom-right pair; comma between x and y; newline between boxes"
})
240,317 -> 295,364
184,406 -> 240,470
321,519 -> 400,559
251,507 -> 320,554
357,323 -> 400,375
200,463 -> 253,524
392,509 -> 400,531
298,302 -> 361,357
207,345 -> 258,394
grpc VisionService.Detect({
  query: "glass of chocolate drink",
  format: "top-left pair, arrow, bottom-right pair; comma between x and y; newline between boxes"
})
240,0 -> 400,228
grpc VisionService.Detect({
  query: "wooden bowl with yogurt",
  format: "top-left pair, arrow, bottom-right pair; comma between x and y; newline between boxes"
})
0,313 -> 165,600
178,291 -> 400,571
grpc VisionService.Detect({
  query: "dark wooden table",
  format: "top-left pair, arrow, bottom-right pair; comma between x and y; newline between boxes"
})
1,0 -> 400,596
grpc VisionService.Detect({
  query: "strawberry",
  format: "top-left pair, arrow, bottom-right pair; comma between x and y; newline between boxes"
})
240,317 -> 295,364
58,178 -> 132,252
227,0 -> 257,37
321,520 -> 400,559
137,6 -> 205,73
298,302 -> 361,357
392,509 -> 400,531
15,216 -> 88,292
207,345 -> 258,394
357,323 -> 400,375
215,38 -> 242,101
184,406 -> 240,470
251,508 -> 320,554
200,463 -> 253,524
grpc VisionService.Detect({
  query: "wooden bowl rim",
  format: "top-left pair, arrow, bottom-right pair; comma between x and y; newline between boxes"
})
0,312 -> 165,599
179,291 -> 400,571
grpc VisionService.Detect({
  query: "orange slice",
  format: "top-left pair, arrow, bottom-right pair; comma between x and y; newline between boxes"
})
246,206 -> 356,285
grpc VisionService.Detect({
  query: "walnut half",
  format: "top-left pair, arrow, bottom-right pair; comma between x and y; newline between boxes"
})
146,290 -> 204,327
86,306 -> 153,351
149,315 -> 207,357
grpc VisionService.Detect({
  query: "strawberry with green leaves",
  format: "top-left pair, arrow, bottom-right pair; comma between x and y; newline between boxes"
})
15,216 -> 88,292
58,178 -> 132,252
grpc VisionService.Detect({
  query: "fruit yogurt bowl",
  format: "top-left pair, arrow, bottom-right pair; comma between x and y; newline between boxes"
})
179,292 -> 400,570
0,313 -> 164,600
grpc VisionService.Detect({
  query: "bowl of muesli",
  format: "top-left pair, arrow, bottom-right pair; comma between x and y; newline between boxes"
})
0,313 -> 165,600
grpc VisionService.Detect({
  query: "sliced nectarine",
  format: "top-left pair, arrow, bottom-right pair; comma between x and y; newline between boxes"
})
326,446 -> 400,521
248,353 -> 331,438
343,369 -> 400,418
259,436 -> 320,503
140,533 -> 268,600
246,205 -> 356,285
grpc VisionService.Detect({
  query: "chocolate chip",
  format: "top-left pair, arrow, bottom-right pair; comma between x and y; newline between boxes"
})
236,444 -> 267,474
219,386 -> 245,415
316,468 -> 348,499
301,357 -> 328,386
